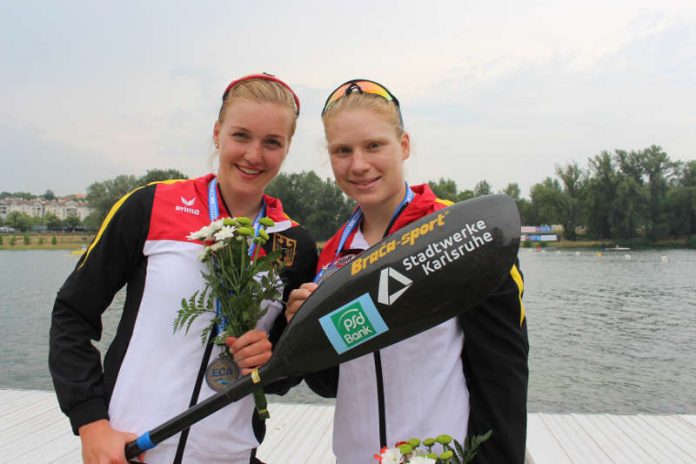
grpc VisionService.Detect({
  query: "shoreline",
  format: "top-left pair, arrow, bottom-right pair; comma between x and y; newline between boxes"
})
524,238 -> 695,250
0,233 -> 93,251
1,234 -> 694,251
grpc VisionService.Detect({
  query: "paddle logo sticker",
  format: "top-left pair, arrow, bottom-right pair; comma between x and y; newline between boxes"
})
402,219 -> 494,276
378,267 -> 413,306
351,211 -> 448,276
320,293 -> 388,354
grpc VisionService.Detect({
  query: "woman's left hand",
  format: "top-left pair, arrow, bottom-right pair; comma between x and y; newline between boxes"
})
225,330 -> 273,375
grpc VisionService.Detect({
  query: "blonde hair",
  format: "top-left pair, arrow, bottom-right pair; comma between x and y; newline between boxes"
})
321,93 -> 404,138
218,78 -> 299,137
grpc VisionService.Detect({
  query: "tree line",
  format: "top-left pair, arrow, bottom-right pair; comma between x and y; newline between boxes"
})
2,146 -> 694,243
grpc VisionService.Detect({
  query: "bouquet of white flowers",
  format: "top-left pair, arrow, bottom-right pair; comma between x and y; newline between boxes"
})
374,432 -> 492,464
173,215 -> 283,419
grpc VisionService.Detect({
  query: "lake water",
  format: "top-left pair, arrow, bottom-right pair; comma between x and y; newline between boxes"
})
1,248 -> 695,413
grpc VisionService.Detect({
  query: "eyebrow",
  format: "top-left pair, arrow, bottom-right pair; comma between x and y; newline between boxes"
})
228,126 -> 286,139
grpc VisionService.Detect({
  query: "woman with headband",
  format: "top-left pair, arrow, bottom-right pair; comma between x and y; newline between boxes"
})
49,74 -> 317,464
286,79 -> 528,463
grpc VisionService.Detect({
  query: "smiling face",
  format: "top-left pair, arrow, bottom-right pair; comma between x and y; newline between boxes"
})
213,98 -> 293,207
325,107 -> 410,214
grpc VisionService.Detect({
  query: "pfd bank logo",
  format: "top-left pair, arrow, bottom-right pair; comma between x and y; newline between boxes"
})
175,196 -> 200,216
319,294 -> 388,354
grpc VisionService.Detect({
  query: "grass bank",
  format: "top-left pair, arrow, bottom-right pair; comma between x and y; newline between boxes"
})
0,233 -> 94,251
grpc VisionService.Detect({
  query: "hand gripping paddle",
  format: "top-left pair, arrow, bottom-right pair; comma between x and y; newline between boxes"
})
126,194 -> 521,459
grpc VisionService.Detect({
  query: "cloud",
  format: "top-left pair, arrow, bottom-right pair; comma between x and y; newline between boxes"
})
0,0 -> 694,198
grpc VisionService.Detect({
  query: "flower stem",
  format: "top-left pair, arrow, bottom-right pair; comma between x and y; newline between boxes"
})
253,388 -> 270,420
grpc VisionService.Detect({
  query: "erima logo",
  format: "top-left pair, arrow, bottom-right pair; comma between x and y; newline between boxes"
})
175,196 -> 200,215
378,267 -> 413,305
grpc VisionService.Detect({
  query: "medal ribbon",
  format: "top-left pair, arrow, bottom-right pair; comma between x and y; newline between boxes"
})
314,182 -> 414,283
208,177 -> 266,335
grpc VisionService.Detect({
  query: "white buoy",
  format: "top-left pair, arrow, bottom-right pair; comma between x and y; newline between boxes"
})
661,256 -> 669,263
625,254 -> 631,260
575,251 -> 581,256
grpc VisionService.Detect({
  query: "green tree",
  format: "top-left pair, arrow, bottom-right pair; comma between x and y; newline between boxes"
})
554,162 -> 586,240
82,212 -> 102,231
45,213 -> 62,230
63,215 -> 81,231
584,151 -> 617,239
502,183 -> 521,200
43,189 -> 56,201
457,189 -> 475,202
528,178 -> 563,226
502,183 -> 532,226
429,178 -> 459,202
86,174 -> 138,226
1,191 -> 34,200
612,150 -> 647,239
641,145 -> 675,241
665,160 -> 696,235
612,179 -> 645,239
473,180 -> 492,197
139,168 -> 188,185
86,170 -> 189,226
6,212 -> 32,232
266,171 -> 353,241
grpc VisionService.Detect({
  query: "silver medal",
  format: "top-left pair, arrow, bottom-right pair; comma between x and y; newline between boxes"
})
205,352 -> 240,392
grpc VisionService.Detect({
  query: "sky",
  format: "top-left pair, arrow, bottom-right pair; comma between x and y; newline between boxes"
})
1,0 -> 695,198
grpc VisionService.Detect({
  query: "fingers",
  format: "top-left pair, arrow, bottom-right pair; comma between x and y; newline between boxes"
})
225,330 -> 272,375
285,282 -> 318,322
79,419 -> 134,464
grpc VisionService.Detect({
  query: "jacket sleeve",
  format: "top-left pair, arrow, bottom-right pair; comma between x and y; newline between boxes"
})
459,262 -> 528,464
48,186 -> 152,434
263,225 -> 318,395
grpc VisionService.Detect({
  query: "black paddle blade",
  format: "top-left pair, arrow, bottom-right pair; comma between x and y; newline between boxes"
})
270,193 -> 521,376
125,194 -> 520,459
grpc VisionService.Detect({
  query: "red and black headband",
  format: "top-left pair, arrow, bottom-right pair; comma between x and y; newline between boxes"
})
222,73 -> 300,116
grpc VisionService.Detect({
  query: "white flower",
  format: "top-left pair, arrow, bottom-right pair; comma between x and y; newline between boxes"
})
187,225 -> 211,241
213,225 -> 236,242
409,456 -> 436,464
209,219 -> 225,234
379,448 -> 403,464
206,241 -> 225,254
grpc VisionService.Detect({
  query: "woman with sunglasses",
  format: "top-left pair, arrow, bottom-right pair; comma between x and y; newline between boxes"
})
286,79 -> 528,464
49,74 -> 318,464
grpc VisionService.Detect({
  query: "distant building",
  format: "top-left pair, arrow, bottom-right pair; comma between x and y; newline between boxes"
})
0,197 -> 92,222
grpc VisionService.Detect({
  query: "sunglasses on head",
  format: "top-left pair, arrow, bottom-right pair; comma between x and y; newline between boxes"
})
321,79 -> 403,126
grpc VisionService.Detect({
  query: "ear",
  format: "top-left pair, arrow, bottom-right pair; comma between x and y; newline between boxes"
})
400,132 -> 410,161
213,121 -> 221,147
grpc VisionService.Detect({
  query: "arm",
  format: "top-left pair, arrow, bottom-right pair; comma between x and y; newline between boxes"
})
460,262 -> 528,464
49,186 -> 152,435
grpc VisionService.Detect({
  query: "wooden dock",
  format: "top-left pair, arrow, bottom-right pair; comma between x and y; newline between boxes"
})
1,389 -> 695,463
